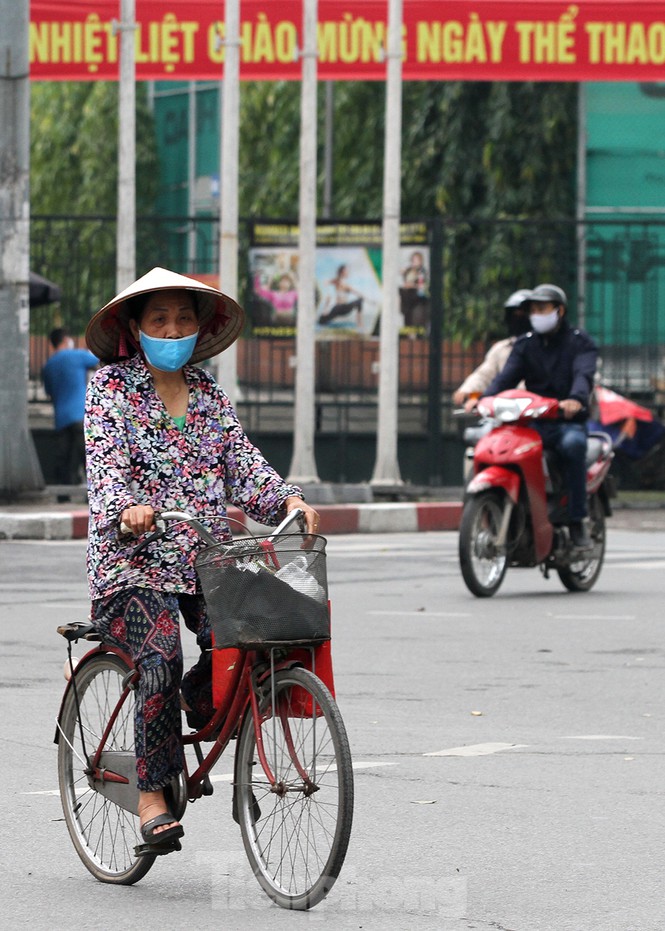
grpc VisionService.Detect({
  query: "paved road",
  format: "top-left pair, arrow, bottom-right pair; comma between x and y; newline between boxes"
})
2,526 -> 665,930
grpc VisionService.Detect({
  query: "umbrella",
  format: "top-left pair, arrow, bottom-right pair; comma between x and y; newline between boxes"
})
29,271 -> 61,307
590,386 -> 665,459
595,386 -> 654,425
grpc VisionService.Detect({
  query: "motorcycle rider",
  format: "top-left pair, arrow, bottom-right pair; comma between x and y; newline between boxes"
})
453,289 -> 531,411
483,283 -> 598,550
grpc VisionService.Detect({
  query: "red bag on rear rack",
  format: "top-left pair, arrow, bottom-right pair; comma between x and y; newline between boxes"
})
211,620 -> 336,711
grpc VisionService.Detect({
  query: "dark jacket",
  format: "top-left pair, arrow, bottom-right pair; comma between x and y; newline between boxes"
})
483,318 -> 598,420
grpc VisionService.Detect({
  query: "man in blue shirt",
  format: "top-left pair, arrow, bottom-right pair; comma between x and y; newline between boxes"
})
42,328 -> 97,490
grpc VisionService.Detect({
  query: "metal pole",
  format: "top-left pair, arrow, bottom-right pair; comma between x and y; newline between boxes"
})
215,0 -> 240,406
116,0 -> 136,291
322,81 -> 334,219
371,0 -> 403,486
187,81 -> 197,272
426,219 -> 444,486
0,0 -> 44,497
288,0 -> 320,483
576,83 -> 587,329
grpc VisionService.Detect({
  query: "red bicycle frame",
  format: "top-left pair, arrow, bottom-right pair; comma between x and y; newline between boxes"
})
56,642 -> 316,802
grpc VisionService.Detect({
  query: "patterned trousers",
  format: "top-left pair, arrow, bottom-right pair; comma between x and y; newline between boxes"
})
92,587 -> 214,792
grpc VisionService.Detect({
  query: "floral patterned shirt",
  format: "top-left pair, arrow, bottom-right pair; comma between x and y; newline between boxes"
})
84,355 -> 303,601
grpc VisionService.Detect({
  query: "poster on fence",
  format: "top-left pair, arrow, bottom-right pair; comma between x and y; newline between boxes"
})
248,221 -> 431,339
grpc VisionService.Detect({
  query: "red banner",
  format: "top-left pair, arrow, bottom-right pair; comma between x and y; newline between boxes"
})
30,1 -> 665,82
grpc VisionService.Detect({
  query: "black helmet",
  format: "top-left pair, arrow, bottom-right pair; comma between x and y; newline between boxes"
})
503,289 -> 531,337
529,283 -> 567,307
504,289 -> 531,310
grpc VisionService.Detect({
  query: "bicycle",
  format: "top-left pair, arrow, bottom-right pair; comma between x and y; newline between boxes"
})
54,509 -> 354,910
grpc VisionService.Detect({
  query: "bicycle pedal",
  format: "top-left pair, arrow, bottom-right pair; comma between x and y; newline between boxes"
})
134,837 -> 182,858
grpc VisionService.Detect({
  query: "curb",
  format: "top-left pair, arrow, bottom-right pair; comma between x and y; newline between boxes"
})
0,502 -> 463,541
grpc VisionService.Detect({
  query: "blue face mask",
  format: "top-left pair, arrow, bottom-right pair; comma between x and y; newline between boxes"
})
139,330 -> 199,372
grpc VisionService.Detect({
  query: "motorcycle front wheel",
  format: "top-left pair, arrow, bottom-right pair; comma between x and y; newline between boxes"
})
459,491 -> 509,597
557,494 -> 606,592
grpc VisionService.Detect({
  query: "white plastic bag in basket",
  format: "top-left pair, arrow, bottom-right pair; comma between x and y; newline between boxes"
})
237,561 -> 260,574
274,556 -> 325,602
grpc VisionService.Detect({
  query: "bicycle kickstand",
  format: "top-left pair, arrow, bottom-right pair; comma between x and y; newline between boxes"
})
192,742 -> 214,796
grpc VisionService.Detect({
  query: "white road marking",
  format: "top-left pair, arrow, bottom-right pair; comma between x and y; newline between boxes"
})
560,735 -> 642,741
209,760 -> 398,783
353,760 -> 397,770
366,610 -> 473,618
425,742 -> 527,757
606,561 -> 665,570
546,613 -> 636,621
29,760 -> 399,795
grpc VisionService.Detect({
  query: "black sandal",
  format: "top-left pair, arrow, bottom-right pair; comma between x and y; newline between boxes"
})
135,812 -> 184,856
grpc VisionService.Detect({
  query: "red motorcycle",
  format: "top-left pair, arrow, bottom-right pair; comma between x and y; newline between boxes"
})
458,390 -> 614,597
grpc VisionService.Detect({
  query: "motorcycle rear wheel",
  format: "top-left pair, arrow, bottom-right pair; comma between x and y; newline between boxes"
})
557,495 -> 606,592
459,491 -> 508,597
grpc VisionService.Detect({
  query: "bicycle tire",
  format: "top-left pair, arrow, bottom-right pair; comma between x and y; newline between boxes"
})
235,666 -> 354,910
57,651 -> 156,884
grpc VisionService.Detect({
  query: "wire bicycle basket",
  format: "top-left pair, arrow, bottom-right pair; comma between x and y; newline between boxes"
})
195,531 -> 330,649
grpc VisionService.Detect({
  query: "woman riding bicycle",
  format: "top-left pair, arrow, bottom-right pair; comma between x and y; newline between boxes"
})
83,267 -> 319,854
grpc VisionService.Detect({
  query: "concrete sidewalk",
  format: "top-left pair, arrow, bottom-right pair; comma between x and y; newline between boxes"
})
0,490 -> 464,541
2,487 -> 664,541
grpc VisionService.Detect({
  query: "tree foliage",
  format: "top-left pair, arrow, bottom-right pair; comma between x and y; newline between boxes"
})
30,79 -> 577,340
30,81 -> 159,329
239,80 -> 577,222
31,81 -> 158,215
239,80 -> 578,341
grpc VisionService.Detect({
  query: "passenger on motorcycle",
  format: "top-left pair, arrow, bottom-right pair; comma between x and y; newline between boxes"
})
452,288 -> 531,411
483,283 -> 598,550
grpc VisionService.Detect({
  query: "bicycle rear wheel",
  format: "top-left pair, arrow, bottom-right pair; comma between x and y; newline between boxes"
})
57,651 -> 155,884
235,666 -> 354,910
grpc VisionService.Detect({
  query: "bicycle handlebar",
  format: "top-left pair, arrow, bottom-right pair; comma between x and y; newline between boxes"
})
119,507 -> 306,555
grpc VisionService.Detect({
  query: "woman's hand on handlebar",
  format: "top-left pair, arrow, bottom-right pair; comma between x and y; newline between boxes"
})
285,496 -> 320,535
120,504 -> 156,536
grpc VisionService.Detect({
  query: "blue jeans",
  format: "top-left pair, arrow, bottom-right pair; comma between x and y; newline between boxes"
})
534,421 -> 588,522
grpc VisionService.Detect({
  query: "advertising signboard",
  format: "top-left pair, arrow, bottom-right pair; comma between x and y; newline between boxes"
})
248,221 -> 430,339
31,1 -> 665,82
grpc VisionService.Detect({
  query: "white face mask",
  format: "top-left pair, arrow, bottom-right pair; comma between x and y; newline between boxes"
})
529,309 -> 559,334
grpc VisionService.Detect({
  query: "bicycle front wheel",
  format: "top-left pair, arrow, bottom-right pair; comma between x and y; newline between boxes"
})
235,666 -> 354,910
57,651 -> 155,884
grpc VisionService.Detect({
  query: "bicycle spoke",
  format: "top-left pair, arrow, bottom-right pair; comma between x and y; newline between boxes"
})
235,667 -> 353,909
58,653 -> 154,884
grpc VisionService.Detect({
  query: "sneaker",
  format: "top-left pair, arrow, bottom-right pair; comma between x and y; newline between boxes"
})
569,521 -> 592,550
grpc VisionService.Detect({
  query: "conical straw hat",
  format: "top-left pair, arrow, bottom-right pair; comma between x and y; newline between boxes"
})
85,267 -> 245,364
